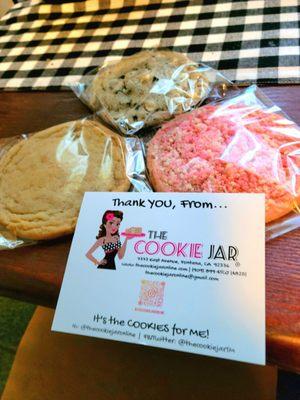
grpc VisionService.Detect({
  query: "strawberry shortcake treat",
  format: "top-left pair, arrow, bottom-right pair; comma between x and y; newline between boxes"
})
147,93 -> 300,223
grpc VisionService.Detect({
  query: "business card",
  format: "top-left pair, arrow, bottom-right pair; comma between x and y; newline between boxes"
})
52,192 -> 265,365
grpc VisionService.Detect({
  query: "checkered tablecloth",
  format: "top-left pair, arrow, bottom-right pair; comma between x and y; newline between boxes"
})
0,0 -> 299,90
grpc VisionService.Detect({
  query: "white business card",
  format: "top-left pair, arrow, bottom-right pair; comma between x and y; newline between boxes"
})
52,192 -> 265,365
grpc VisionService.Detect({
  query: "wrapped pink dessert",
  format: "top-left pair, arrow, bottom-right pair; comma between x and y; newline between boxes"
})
147,85 -> 300,238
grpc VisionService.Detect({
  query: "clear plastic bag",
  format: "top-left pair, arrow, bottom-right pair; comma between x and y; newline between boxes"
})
147,85 -> 300,240
0,117 -> 152,249
70,49 -> 232,135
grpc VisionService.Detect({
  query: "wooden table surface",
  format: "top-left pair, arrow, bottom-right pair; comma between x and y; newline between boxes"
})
0,88 -> 299,373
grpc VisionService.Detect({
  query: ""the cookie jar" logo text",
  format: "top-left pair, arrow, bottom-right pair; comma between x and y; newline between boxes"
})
133,230 -> 239,261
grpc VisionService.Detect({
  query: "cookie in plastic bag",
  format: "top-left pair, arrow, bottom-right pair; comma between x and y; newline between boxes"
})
71,49 -> 231,134
147,85 -> 300,238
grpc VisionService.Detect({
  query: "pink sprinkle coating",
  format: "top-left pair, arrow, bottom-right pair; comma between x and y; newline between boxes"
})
147,103 -> 300,223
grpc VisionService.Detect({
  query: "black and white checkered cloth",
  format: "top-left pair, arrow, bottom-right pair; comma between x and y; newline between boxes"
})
0,0 -> 299,90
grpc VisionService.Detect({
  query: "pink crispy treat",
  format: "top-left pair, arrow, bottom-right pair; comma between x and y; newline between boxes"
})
147,103 -> 300,223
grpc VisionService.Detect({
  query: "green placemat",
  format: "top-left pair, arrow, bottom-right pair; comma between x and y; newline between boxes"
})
0,296 -> 35,393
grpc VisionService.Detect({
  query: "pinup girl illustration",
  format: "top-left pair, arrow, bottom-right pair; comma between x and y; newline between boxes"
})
85,210 -> 133,270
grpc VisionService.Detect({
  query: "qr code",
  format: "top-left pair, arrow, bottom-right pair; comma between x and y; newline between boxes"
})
138,280 -> 165,308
